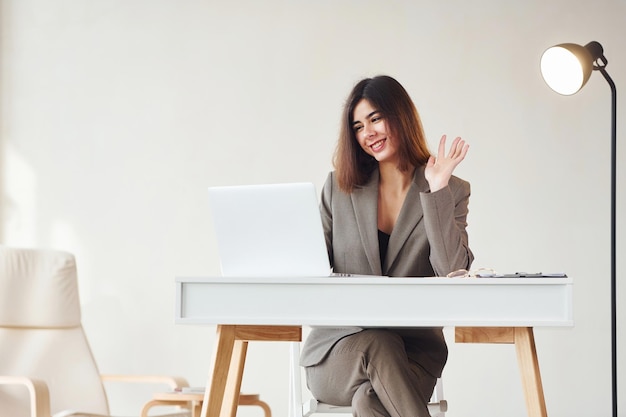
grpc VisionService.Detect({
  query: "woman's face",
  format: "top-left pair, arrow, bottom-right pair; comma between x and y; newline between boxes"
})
352,99 -> 399,165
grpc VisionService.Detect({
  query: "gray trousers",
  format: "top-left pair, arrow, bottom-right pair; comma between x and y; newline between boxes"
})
305,329 -> 437,417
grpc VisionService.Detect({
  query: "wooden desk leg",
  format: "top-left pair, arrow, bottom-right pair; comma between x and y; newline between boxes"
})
223,338 -> 247,417
199,324 -> 302,417
514,327 -> 548,417
455,327 -> 548,417
200,325 -> 236,417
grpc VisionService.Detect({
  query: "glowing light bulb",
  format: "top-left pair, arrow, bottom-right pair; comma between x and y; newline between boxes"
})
541,46 -> 586,95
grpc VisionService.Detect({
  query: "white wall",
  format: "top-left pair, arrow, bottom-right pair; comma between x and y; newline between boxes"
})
2,1 -> 625,416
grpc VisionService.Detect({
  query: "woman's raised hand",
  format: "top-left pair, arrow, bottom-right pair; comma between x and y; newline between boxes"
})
424,135 -> 469,192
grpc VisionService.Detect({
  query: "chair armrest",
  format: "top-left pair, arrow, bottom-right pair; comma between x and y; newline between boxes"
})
100,374 -> 190,391
0,376 -> 52,417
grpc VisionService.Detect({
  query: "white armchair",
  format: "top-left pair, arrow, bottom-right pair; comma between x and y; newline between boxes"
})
0,246 -> 190,417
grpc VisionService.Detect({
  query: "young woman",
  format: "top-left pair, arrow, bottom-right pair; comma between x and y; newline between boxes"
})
300,75 -> 473,417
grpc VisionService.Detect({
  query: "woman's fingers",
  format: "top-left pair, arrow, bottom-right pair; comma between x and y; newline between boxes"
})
438,135 -> 448,159
438,135 -> 468,162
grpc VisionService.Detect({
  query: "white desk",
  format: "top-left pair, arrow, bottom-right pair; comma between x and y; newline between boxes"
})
175,276 -> 573,417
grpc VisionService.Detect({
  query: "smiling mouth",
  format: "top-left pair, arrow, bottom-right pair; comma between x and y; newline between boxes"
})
370,139 -> 386,152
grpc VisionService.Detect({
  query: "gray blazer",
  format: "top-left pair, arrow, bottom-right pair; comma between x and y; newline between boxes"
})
300,166 -> 473,378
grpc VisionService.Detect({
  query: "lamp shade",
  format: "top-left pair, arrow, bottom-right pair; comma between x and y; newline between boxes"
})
540,43 -> 594,95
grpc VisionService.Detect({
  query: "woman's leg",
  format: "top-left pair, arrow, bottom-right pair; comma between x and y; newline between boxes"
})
352,381 -> 390,417
305,329 -> 435,417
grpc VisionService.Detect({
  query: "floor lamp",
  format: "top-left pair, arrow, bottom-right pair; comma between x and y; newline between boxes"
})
540,41 -> 617,417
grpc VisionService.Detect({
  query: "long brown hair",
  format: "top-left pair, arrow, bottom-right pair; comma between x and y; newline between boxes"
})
333,75 -> 431,193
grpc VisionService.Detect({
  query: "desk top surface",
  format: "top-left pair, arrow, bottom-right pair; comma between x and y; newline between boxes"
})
176,276 -> 572,285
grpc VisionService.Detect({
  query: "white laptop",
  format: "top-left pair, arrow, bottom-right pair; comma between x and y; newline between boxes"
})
207,182 -> 332,277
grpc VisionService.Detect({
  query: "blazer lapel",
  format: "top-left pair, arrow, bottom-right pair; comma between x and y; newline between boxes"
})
386,166 -> 430,273
351,170 -> 382,276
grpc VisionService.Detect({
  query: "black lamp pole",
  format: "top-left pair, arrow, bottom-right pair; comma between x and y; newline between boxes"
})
593,50 -> 617,417
598,64 -> 617,417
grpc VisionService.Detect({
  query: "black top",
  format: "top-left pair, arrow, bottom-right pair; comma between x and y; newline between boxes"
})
378,229 -> 390,270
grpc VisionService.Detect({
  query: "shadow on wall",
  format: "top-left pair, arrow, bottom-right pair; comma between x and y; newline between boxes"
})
2,141 -> 37,245
0,138 -> 3,242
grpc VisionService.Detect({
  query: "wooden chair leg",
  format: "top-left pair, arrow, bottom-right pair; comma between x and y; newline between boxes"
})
252,399 -> 272,417
239,394 -> 272,417
141,400 -> 190,417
